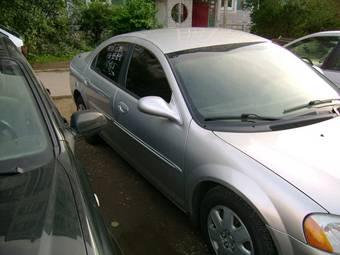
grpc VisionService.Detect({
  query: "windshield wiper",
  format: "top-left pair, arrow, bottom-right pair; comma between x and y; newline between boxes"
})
204,113 -> 280,122
283,98 -> 340,114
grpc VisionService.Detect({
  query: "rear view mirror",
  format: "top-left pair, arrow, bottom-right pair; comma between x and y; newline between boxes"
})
71,110 -> 107,136
301,57 -> 313,66
138,96 -> 182,124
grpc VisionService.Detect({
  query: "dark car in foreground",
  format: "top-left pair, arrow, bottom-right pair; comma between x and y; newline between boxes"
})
0,34 -> 122,255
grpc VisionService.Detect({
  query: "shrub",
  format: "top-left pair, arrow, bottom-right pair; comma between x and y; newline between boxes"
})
110,0 -> 157,36
246,0 -> 340,38
0,0 -> 73,55
79,0 -> 116,45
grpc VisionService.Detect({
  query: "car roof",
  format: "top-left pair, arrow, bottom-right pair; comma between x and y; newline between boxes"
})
304,31 -> 340,37
285,31 -> 340,47
117,28 -> 268,54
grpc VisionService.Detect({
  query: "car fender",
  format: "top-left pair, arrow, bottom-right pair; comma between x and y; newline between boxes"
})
185,149 -> 327,245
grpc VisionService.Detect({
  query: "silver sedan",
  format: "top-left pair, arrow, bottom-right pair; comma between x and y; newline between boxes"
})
70,28 -> 340,255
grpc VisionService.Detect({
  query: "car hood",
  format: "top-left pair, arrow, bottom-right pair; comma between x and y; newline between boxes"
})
0,160 -> 87,255
214,117 -> 340,214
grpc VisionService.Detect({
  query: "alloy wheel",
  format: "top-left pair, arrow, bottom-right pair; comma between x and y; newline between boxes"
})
207,205 -> 254,255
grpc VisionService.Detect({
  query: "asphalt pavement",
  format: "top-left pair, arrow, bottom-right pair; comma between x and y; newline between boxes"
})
54,98 -> 209,255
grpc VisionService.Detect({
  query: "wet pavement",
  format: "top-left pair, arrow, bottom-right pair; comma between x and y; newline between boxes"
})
54,98 -> 209,255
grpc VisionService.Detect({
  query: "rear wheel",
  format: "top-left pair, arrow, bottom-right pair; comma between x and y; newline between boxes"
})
75,96 -> 101,145
200,186 -> 277,255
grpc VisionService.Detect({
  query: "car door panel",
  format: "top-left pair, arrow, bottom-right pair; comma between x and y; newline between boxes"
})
85,71 -> 117,117
83,43 -> 130,119
109,45 -> 187,207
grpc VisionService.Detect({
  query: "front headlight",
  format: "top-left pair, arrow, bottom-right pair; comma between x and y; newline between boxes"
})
304,214 -> 340,253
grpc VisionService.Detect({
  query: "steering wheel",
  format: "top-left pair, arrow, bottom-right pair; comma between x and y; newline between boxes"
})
0,120 -> 18,139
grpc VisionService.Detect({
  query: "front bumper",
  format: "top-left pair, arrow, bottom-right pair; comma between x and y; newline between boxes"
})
269,227 -> 333,255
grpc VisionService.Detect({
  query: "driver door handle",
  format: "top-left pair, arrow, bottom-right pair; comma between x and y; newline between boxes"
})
117,102 -> 129,114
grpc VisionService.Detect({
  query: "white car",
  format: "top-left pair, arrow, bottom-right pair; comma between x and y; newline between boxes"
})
285,31 -> 340,88
0,26 -> 24,52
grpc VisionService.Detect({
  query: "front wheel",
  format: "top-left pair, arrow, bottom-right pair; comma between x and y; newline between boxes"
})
200,186 -> 277,255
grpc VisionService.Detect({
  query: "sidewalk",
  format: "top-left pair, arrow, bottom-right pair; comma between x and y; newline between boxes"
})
35,70 -> 71,98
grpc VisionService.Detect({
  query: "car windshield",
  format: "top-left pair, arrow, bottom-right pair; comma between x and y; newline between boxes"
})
169,42 -> 340,121
0,59 -> 52,173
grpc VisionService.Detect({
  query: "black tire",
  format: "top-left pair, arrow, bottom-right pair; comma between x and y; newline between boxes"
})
75,96 -> 101,145
200,186 -> 277,255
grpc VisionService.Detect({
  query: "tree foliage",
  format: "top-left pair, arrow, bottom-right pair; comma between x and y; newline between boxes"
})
79,0 -> 116,44
246,0 -> 340,38
110,0 -> 157,35
0,0 -> 75,55
79,0 -> 157,45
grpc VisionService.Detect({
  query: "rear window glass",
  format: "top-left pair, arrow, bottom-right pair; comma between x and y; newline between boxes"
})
93,43 -> 129,83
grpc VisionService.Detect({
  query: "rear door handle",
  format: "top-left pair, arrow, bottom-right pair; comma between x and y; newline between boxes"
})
117,101 -> 129,114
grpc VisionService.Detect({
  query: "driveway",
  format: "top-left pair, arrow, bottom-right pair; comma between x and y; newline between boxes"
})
36,70 -> 71,97
54,98 -> 208,255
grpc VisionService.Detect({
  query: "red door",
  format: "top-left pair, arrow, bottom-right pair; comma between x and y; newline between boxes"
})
192,2 -> 209,27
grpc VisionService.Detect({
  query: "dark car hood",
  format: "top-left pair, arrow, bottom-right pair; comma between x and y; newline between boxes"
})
0,160 -> 87,255
215,117 -> 340,215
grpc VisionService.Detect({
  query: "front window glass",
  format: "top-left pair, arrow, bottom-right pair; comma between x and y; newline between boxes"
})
0,59 -> 51,171
288,36 -> 340,67
169,42 -> 339,120
126,46 -> 172,102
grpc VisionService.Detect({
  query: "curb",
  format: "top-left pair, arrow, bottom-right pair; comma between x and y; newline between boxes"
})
34,68 -> 70,73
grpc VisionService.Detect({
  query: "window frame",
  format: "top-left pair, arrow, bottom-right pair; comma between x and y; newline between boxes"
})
221,0 -> 234,11
90,42 -> 131,88
121,44 -> 173,103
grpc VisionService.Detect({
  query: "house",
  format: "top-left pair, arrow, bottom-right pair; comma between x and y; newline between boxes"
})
155,0 -> 251,30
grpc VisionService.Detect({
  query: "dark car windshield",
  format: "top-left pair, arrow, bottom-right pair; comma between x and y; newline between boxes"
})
169,42 -> 339,122
0,59 -> 52,173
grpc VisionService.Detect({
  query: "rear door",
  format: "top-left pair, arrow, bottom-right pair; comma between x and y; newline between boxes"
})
110,44 -> 187,207
83,43 -> 130,118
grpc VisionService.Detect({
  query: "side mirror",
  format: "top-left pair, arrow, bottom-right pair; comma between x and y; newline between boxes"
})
301,57 -> 313,66
138,96 -> 182,124
70,110 -> 107,136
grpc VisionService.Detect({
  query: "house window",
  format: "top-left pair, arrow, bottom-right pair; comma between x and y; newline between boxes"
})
236,0 -> 245,10
221,0 -> 233,10
171,3 -> 188,23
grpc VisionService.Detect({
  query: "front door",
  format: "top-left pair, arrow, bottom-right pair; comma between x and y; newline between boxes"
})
110,44 -> 187,207
192,0 -> 216,27
192,1 -> 209,27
